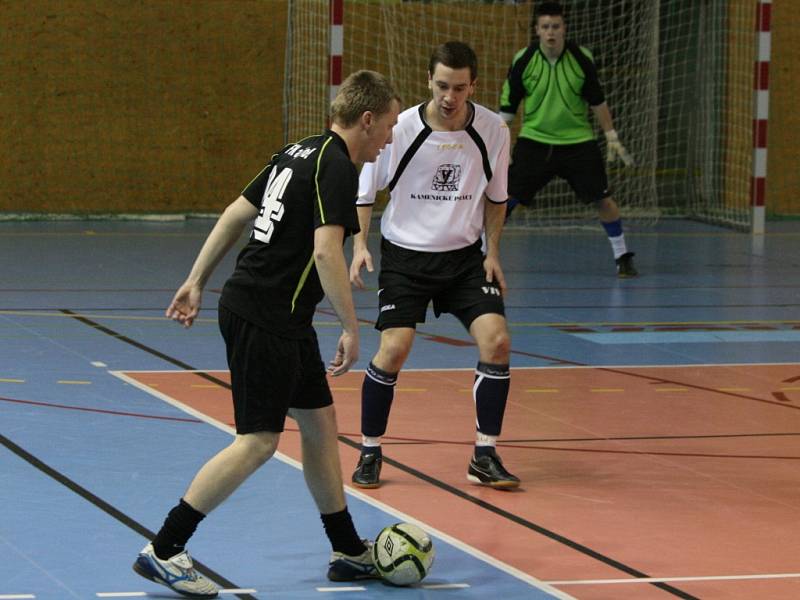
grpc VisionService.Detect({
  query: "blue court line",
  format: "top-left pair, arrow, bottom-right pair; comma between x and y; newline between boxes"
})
571,331 -> 800,345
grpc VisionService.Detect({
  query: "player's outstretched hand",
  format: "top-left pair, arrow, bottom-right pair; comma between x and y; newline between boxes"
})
604,130 -> 634,167
328,330 -> 359,376
349,246 -> 374,289
165,281 -> 202,328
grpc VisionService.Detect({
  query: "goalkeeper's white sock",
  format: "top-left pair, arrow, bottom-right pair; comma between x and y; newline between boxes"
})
602,219 -> 628,259
609,233 -> 628,259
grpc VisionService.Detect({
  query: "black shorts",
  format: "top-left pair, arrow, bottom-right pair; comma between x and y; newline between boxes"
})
375,238 -> 505,331
218,304 -> 333,434
508,137 -> 610,205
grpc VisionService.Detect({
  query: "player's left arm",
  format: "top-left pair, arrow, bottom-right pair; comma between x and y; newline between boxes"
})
315,224 -> 360,376
482,194 -> 507,296
573,43 -> 634,167
591,102 -> 634,166
315,156 -> 362,375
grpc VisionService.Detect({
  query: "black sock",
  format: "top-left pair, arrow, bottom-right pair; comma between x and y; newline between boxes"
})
151,498 -> 206,560
474,446 -> 497,458
361,362 -> 397,438
362,446 -> 382,458
321,508 -> 366,556
474,362 -> 510,436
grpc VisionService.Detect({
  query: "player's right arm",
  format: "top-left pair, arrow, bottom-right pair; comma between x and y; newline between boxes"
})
498,46 -> 533,124
166,196 -> 257,328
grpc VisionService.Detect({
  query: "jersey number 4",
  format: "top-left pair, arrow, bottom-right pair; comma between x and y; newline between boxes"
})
253,167 -> 293,243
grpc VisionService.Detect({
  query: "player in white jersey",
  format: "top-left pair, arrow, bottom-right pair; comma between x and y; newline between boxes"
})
350,41 -> 520,490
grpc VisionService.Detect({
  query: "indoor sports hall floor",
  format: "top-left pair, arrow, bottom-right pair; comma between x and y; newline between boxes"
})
2,217 -> 800,600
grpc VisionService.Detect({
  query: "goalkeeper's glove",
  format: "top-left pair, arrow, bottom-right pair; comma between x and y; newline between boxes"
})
604,129 -> 634,166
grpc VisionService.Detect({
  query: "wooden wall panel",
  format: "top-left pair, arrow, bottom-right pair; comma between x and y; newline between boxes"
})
0,0 -> 287,214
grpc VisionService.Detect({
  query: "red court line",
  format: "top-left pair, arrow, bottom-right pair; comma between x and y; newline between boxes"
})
0,395 -> 201,422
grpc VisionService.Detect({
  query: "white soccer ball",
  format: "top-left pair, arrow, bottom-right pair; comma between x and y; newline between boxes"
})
372,522 -> 435,586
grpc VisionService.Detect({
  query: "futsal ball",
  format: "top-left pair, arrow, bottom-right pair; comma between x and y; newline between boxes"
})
372,522 -> 435,585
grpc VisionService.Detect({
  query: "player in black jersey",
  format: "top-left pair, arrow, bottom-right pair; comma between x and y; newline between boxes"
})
132,71 -> 400,599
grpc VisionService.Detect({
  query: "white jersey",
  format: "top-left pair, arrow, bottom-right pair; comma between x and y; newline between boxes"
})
358,101 -> 509,252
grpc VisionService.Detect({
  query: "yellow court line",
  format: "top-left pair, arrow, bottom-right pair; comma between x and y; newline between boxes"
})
654,387 -> 689,392
590,388 -> 624,393
190,384 -> 223,389
511,319 -> 800,328
781,387 -> 800,391
0,378 -> 25,383
330,387 -> 359,392
0,230 -> 209,238
57,380 -> 91,385
0,310 -> 343,328
0,310 -> 172,321
2,310 -> 799,331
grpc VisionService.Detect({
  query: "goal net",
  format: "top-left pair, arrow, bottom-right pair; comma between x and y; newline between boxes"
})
285,1 -> 756,230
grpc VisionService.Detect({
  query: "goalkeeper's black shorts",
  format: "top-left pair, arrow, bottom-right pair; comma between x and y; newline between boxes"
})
508,137 -> 611,205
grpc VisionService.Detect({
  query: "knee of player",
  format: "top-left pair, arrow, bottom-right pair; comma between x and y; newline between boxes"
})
237,431 -> 279,464
375,333 -> 413,371
481,329 -> 511,361
593,194 -> 616,209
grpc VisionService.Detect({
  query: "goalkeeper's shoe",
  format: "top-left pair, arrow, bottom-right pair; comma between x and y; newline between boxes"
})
133,543 -> 219,599
327,540 -> 379,581
615,252 -> 639,278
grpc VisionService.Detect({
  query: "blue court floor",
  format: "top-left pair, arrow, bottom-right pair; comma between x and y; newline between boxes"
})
1,217 -> 799,599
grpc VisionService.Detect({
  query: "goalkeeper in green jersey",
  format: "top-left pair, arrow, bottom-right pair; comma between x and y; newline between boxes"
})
499,1 -> 637,277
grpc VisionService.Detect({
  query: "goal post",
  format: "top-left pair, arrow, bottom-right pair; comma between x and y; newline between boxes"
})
285,0 -> 760,231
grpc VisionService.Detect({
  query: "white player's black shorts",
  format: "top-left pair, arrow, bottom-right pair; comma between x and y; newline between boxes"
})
218,304 -> 333,434
508,137 -> 611,205
375,238 -> 505,331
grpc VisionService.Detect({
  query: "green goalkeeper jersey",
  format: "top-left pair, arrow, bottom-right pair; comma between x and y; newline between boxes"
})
499,41 -> 606,145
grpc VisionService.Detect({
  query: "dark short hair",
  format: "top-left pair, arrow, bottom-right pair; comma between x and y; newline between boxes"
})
330,70 -> 399,128
534,1 -> 565,21
427,41 -> 478,82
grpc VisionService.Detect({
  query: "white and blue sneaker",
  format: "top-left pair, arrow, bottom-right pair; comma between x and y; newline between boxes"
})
327,540 -> 379,581
133,543 -> 218,598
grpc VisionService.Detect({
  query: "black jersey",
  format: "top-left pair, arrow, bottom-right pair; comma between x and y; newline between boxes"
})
220,130 -> 360,338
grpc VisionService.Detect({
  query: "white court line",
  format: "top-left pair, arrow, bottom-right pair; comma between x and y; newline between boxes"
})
220,590 -> 258,595
96,593 -> 146,597
0,595 -> 36,599
110,370 -> 574,600
334,490 -> 572,599
316,587 -> 366,592
422,583 -> 471,589
545,573 -> 800,585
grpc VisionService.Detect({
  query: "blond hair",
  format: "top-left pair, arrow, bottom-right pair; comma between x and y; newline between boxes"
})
330,70 -> 399,128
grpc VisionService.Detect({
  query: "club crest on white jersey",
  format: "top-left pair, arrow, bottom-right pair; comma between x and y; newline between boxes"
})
357,101 -> 510,252
432,164 -> 461,191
